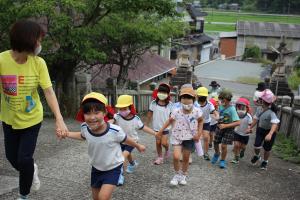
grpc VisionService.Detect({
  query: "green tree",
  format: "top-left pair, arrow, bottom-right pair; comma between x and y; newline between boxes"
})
0,0 -> 182,114
93,13 -> 185,86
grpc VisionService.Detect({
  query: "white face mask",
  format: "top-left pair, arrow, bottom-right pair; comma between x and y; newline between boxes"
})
237,110 -> 247,117
34,45 -> 42,55
182,103 -> 193,111
157,93 -> 168,100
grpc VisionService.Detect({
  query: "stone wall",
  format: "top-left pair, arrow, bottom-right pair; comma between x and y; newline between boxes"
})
277,95 -> 300,149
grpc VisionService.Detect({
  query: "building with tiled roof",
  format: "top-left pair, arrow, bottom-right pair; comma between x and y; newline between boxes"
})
91,51 -> 176,90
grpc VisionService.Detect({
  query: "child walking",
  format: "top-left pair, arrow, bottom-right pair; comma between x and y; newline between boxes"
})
66,92 -> 145,200
249,89 -> 279,170
113,95 -> 156,185
196,87 -> 219,161
211,89 -> 240,169
209,97 -> 219,149
231,97 -> 253,164
157,86 -> 203,186
147,83 -> 173,165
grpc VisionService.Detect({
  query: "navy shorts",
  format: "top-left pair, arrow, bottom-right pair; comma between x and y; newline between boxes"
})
210,124 -> 217,132
254,127 -> 277,151
91,164 -> 123,188
181,139 -> 195,152
121,144 -> 135,153
233,132 -> 249,145
203,123 -> 211,131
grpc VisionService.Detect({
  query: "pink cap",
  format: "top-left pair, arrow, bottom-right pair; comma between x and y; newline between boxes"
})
258,89 -> 276,103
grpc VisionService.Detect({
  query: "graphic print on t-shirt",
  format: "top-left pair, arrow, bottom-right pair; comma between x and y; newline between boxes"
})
1,75 -> 17,96
0,74 -> 38,112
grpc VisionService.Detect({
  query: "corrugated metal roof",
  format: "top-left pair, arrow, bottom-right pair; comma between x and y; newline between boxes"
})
237,21 -> 300,38
219,32 -> 237,38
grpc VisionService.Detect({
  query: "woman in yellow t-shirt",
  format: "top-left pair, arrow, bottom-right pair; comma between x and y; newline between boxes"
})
0,20 -> 68,200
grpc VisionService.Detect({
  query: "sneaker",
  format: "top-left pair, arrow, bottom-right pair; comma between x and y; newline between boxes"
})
170,174 -> 181,186
126,160 -> 138,173
203,153 -> 210,161
17,195 -> 28,200
209,144 -> 213,149
230,159 -> 239,164
211,154 -> 220,164
240,149 -> 245,158
178,174 -> 187,185
31,163 -> 40,191
260,161 -> 268,170
164,150 -> 171,159
153,157 -> 164,165
117,173 -> 124,186
251,155 -> 261,165
219,160 -> 227,169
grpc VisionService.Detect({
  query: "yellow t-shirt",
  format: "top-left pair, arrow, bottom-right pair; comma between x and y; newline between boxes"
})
0,50 -> 52,129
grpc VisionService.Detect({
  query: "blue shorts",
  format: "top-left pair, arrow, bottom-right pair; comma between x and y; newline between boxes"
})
91,164 -> 123,188
203,123 -> 211,131
210,124 -> 217,132
121,144 -> 135,153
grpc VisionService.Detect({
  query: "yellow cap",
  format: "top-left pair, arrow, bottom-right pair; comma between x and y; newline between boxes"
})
82,92 -> 108,106
115,95 -> 133,108
196,87 -> 208,97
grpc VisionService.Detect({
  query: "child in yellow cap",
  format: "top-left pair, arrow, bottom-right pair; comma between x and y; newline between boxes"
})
196,87 -> 219,161
66,92 -> 145,200
112,95 -> 157,185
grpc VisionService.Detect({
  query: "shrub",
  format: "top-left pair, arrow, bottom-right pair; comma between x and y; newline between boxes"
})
242,45 -> 262,61
288,70 -> 300,90
273,133 -> 300,164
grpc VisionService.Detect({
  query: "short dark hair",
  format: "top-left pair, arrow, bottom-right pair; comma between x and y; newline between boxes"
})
10,20 -> 45,53
158,84 -> 170,94
82,99 -> 106,114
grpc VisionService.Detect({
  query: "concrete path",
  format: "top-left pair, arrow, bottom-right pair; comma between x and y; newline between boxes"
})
194,60 -> 264,82
1,118 -> 300,200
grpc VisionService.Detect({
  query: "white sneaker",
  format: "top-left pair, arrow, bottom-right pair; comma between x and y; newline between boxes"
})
31,163 -> 40,191
170,174 -> 181,186
179,174 -> 187,185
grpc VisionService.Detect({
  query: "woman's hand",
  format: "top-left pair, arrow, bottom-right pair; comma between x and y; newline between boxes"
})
55,118 -> 68,139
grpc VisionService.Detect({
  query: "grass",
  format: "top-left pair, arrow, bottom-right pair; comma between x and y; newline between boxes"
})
203,10 -> 300,32
204,11 -> 300,24
205,23 -> 235,32
288,70 -> 300,90
273,132 -> 300,164
236,76 -> 260,85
